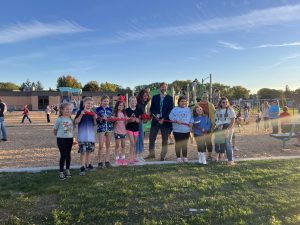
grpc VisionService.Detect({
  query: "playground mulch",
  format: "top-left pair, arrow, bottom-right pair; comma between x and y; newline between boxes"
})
0,121 -> 300,169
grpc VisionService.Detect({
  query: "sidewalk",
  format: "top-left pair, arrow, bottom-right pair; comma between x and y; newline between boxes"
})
1,155 -> 300,173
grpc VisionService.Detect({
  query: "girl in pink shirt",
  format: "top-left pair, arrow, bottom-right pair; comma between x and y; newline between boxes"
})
114,101 -> 127,166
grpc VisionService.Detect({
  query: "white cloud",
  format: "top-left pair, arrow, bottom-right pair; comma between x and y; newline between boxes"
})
0,20 -> 92,44
218,41 -> 244,50
256,42 -> 300,48
117,3 -> 300,41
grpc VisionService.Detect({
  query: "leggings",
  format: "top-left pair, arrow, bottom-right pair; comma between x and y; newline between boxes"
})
173,132 -> 190,158
57,138 -> 73,172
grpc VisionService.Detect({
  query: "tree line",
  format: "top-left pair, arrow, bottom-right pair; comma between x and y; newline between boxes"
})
0,75 -> 299,103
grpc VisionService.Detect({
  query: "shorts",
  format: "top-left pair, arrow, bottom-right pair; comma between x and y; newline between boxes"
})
114,133 -> 126,139
127,130 -> 139,137
78,142 -> 95,153
98,131 -> 113,136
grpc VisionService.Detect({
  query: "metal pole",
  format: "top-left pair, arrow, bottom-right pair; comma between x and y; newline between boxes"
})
209,73 -> 212,102
186,83 -> 190,103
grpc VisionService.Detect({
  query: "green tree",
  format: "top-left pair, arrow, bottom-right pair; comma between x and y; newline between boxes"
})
36,81 -> 44,91
0,82 -> 20,90
100,82 -> 120,92
171,80 -> 192,93
211,83 -> 233,99
231,85 -> 250,99
57,75 -> 81,88
257,88 -> 282,99
83,81 -> 100,92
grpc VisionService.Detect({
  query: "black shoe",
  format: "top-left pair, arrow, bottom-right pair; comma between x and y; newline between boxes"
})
79,166 -> 85,176
1,139 -> 7,141
86,164 -> 95,171
207,156 -> 213,162
145,154 -> 155,159
160,157 -> 165,161
105,161 -> 112,168
98,162 -> 104,169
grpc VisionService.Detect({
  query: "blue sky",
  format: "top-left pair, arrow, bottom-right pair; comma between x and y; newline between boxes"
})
0,0 -> 300,93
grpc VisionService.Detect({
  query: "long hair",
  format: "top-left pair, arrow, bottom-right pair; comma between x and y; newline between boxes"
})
59,102 -> 73,117
217,96 -> 230,109
114,100 -> 125,117
137,89 -> 151,104
193,105 -> 204,117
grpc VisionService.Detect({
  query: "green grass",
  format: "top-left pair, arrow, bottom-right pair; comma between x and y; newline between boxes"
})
1,160 -> 300,225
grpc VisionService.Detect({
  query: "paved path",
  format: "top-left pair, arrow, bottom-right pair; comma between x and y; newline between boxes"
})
1,155 -> 300,173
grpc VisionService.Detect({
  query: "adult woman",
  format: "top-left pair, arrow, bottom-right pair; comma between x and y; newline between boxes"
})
215,97 -> 236,165
262,101 -> 270,131
136,89 -> 151,162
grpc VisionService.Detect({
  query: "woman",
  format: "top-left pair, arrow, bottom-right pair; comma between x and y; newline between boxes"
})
262,101 -> 270,131
136,89 -> 151,162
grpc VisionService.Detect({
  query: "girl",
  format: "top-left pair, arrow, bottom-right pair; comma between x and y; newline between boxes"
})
193,105 -> 211,164
21,104 -> 32,124
214,121 -> 226,162
169,96 -> 193,163
114,101 -> 127,166
125,96 -> 143,164
75,97 -> 97,175
136,89 -> 151,162
96,96 -> 114,168
262,101 -> 270,131
215,97 -> 236,165
53,103 -> 74,180
244,107 -> 249,124
45,105 -> 51,123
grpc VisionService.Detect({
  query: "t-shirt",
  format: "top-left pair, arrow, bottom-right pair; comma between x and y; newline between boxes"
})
114,111 -> 127,135
169,107 -> 193,133
53,117 -> 74,138
269,105 -> 280,119
215,107 -> 236,125
75,110 -> 95,142
125,107 -> 143,131
0,102 -> 5,117
96,106 -> 114,132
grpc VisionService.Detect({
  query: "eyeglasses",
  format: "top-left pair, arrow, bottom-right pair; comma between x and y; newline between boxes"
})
221,101 -> 227,104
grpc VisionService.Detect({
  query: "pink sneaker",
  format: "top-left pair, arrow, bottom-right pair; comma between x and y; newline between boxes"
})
182,157 -> 188,163
134,158 -> 139,163
116,159 -> 122,166
128,160 -> 135,165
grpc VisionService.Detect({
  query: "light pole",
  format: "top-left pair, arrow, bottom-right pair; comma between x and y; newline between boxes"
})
201,73 -> 212,100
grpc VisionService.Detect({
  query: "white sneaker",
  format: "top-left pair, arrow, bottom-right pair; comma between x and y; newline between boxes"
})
138,156 -> 145,162
177,158 -> 183,163
198,152 -> 203,164
233,146 -> 240,151
201,153 -> 207,164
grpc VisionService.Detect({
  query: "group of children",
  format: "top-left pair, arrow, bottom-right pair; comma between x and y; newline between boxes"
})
53,95 -> 144,180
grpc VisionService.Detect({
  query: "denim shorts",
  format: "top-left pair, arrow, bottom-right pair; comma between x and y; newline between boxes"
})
78,142 -> 95,153
114,133 -> 126,139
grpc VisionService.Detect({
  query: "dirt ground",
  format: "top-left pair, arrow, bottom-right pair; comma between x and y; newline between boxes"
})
1,121 -> 299,169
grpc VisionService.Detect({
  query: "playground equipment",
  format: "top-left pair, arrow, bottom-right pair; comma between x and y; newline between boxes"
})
58,87 -> 82,113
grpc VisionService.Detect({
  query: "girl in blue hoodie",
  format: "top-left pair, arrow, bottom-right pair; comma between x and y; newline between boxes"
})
193,105 -> 211,164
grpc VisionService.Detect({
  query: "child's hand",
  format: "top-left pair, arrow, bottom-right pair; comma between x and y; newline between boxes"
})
189,123 -> 193,128
135,118 -> 140,123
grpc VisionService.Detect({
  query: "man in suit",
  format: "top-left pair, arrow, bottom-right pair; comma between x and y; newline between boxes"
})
145,82 -> 174,161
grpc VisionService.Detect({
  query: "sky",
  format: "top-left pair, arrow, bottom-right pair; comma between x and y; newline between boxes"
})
0,0 -> 300,93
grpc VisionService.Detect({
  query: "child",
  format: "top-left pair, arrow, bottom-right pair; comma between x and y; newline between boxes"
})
214,121 -> 226,162
169,96 -> 193,163
255,109 -> 262,131
53,103 -> 74,180
193,105 -> 211,164
244,107 -> 249,125
96,95 -> 114,168
280,106 -> 291,133
114,101 -> 127,166
21,104 -> 32,124
45,105 -> 51,123
74,97 -> 97,175
125,96 -> 143,164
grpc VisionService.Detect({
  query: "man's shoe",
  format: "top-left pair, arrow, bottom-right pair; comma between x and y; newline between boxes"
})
160,157 -> 165,161
98,162 -> 104,169
145,154 -> 155,159
1,139 -> 7,141
105,161 -> 112,168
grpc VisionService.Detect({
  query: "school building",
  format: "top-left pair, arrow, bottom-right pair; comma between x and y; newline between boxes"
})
0,90 -> 127,111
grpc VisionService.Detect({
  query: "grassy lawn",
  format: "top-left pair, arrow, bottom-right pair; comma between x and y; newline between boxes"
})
1,160 -> 300,225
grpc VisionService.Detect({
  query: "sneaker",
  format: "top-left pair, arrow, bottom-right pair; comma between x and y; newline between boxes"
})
121,159 -> 127,166
168,142 -> 174,145
98,162 -> 104,169
79,167 -> 86,176
86,164 -> 95,171
183,157 -> 188,163
201,153 -> 207,165
134,158 -> 139,163
228,161 -> 235,166
233,146 -> 240,151
145,154 -> 155,159
105,161 -> 112,168
65,169 -> 71,178
128,159 -> 135,165
207,156 -> 213,162
116,159 -> 122,166
59,172 -> 66,180
1,138 -> 7,141
176,158 -> 183,163
137,156 -> 145,162
198,152 -> 203,164
160,157 -> 165,161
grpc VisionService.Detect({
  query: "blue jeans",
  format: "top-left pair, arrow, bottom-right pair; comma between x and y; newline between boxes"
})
223,123 -> 233,162
136,123 -> 144,154
0,117 -> 7,139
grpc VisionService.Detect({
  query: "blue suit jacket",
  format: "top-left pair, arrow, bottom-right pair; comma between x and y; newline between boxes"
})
150,94 -> 174,128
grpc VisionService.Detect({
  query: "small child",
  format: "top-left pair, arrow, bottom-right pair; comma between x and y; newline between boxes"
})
280,106 -> 291,133
214,121 -> 226,162
169,96 -> 193,163
45,105 -> 51,123
114,101 -> 127,166
21,104 -> 32,124
74,97 -> 97,175
96,95 -> 114,168
53,103 -> 74,180
125,96 -> 143,164
244,107 -> 249,125
192,105 -> 211,164
256,109 -> 262,131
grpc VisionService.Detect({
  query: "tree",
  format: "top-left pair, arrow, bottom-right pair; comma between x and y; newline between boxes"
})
83,81 -> 100,92
231,85 -> 250,100
0,82 -> 20,90
99,82 -> 120,92
211,83 -> 233,99
36,81 -> 44,91
171,80 -> 192,93
57,75 -> 81,88
257,88 -> 282,99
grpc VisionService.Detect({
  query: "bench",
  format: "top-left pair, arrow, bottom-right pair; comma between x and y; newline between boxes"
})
270,123 -> 297,148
